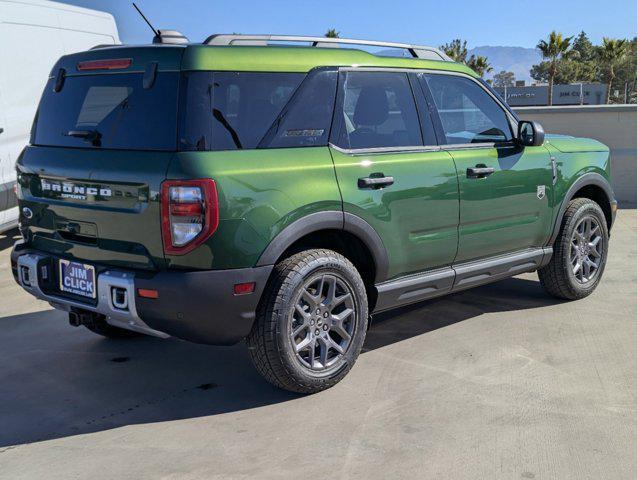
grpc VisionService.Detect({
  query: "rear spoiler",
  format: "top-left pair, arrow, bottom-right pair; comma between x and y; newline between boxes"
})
48,46 -> 185,78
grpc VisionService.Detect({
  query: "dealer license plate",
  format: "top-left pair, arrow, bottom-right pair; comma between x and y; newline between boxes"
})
59,259 -> 96,299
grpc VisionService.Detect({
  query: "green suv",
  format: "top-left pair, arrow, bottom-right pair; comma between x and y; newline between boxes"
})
11,35 -> 617,393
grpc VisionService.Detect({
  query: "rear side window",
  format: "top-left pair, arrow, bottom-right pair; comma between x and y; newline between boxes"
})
335,72 -> 422,150
422,74 -> 513,144
259,70 -> 338,149
34,73 -> 179,151
179,72 -> 305,151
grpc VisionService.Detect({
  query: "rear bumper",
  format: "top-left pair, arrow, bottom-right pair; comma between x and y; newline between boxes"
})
11,244 -> 272,345
134,266 -> 272,345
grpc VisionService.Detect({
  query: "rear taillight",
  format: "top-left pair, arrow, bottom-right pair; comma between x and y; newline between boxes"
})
160,179 -> 219,255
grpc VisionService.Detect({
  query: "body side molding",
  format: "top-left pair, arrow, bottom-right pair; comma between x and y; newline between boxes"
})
452,247 -> 551,293
374,267 -> 454,312
374,247 -> 552,313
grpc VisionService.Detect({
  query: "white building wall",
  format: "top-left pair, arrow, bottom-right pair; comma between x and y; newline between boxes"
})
515,105 -> 637,205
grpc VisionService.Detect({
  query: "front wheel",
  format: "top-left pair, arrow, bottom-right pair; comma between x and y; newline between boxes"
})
246,249 -> 369,394
538,198 -> 609,300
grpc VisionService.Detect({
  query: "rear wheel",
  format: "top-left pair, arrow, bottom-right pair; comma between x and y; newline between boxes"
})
538,198 -> 609,300
246,249 -> 368,394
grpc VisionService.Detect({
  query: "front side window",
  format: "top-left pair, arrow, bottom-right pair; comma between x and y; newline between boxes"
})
335,72 -> 423,150
422,74 -> 513,145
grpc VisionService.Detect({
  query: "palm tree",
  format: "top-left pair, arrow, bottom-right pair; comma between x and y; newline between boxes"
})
467,55 -> 493,78
325,29 -> 340,39
537,31 -> 575,105
440,39 -> 468,63
599,38 -> 629,104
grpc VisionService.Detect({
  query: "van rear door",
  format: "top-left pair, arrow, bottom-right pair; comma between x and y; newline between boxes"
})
0,87 -> 7,227
17,48 -> 183,270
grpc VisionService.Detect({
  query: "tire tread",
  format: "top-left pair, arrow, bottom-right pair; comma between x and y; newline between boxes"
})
246,249 -> 367,394
538,198 -> 608,300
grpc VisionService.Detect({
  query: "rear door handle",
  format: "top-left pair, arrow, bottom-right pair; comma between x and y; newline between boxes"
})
466,165 -> 495,179
358,174 -> 395,189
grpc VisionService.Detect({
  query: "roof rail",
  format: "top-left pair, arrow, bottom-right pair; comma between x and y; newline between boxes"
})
203,34 -> 453,61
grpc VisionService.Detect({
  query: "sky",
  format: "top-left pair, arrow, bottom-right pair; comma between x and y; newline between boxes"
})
62,0 -> 636,49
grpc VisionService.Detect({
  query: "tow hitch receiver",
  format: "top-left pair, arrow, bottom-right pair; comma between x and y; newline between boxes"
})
68,309 -> 106,328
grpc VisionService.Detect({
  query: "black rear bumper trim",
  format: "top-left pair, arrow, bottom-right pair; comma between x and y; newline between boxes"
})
11,244 -> 272,346
135,265 -> 272,345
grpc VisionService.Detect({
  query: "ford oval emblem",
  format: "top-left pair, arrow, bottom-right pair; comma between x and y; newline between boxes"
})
22,207 -> 34,219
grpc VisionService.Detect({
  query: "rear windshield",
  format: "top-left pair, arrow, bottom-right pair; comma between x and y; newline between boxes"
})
34,73 -> 179,151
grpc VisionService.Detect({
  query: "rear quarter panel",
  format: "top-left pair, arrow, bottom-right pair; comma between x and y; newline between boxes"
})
165,147 -> 342,269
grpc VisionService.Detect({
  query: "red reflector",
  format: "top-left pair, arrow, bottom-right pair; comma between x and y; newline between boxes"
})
170,202 -> 203,216
77,58 -> 132,71
137,288 -> 159,299
234,282 -> 255,295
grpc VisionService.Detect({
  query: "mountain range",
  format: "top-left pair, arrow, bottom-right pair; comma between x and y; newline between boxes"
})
468,46 -> 543,83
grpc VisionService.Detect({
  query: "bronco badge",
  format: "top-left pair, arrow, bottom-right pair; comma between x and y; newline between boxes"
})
40,178 -> 112,200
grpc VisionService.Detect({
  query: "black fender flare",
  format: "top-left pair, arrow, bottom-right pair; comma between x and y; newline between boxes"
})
547,172 -> 616,246
255,210 -> 389,282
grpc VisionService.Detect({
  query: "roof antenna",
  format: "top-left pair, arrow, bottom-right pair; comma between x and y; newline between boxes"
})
132,3 -> 189,45
132,2 -> 160,43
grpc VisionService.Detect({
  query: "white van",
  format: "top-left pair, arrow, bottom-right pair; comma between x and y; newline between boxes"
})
0,0 -> 119,232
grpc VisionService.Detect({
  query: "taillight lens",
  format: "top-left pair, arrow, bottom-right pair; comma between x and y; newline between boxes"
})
160,179 -> 219,255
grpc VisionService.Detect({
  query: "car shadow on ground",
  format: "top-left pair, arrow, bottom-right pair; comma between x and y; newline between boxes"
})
0,274 -> 561,448
0,228 -> 20,252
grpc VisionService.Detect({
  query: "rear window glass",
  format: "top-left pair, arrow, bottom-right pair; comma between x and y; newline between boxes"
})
259,70 -> 338,149
34,73 -> 179,151
179,72 -> 305,151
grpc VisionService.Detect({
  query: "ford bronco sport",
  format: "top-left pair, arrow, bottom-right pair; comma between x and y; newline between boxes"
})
11,34 -> 617,393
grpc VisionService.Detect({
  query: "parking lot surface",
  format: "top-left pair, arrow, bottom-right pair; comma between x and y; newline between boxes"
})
0,211 -> 635,480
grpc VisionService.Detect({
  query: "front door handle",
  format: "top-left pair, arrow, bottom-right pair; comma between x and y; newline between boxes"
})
358,174 -> 395,189
466,165 -> 495,179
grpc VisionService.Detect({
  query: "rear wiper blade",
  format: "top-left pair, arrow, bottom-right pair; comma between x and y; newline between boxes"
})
66,129 -> 102,146
212,109 -> 242,149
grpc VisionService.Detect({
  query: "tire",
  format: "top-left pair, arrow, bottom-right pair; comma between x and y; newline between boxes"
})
538,198 -> 609,300
246,249 -> 369,394
84,317 -> 142,339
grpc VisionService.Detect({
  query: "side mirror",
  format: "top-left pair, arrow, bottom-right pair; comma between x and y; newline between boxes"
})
517,120 -> 545,147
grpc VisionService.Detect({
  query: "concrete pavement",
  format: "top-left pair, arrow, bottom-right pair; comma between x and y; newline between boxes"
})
0,212 -> 635,479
